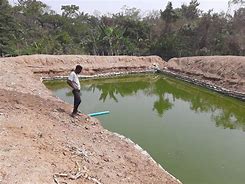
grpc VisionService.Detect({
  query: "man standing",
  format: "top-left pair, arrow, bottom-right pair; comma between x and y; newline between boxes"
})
67,65 -> 83,117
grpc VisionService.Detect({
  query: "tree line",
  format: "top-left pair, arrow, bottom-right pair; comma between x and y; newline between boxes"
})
0,0 -> 244,60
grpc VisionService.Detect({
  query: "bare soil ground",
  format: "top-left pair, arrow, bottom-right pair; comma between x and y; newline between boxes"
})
167,56 -> 245,93
0,55 -> 180,184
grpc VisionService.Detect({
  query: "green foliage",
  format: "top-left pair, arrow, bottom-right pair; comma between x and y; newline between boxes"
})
61,5 -> 79,18
229,0 -> 245,6
0,0 -> 244,59
181,0 -> 200,20
17,0 -> 48,16
150,33 -> 180,59
0,0 -> 17,56
160,2 -> 178,33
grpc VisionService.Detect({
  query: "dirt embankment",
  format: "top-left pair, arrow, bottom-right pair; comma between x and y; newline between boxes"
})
166,56 -> 245,99
8,55 -> 166,77
1,55 -> 181,184
0,55 -> 166,97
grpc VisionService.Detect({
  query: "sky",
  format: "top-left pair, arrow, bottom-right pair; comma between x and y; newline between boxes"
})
10,0 -> 230,15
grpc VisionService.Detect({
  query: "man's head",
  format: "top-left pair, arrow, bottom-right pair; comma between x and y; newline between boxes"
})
75,65 -> 83,74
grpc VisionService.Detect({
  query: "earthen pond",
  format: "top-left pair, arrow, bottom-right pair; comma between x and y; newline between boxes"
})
44,74 -> 245,184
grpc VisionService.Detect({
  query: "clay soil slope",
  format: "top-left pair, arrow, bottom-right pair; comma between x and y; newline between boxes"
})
167,56 -> 245,94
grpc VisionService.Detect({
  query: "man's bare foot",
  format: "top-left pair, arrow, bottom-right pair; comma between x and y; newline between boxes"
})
70,113 -> 77,118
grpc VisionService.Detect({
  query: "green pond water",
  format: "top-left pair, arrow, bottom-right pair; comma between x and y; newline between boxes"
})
44,74 -> 245,184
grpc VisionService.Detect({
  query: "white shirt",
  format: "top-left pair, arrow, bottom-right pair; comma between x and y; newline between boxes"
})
68,71 -> 81,90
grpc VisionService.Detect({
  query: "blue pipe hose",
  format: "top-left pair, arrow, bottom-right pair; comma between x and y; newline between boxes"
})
88,111 -> 110,117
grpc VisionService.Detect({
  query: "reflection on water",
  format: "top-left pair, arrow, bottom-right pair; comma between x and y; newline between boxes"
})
45,75 -> 245,131
44,74 -> 245,184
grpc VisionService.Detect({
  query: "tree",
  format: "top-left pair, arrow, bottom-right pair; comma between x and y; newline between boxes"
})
61,5 -> 79,18
181,0 -> 200,20
17,0 -> 48,16
227,0 -> 245,15
229,0 -> 245,7
231,7 -> 245,54
150,33 -> 180,59
160,2 -> 178,33
121,5 -> 141,21
0,0 -> 17,56
0,0 -> 244,58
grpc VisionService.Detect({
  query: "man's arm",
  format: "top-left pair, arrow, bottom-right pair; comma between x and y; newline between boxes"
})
67,79 -> 75,89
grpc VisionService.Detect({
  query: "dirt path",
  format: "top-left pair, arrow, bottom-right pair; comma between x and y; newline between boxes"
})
0,55 -> 181,184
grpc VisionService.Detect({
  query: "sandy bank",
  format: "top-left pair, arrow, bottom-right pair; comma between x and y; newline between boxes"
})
166,56 -> 245,100
7,54 -> 166,76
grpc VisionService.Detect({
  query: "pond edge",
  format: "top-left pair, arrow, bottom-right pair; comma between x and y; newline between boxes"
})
42,69 -> 183,184
158,69 -> 245,101
42,68 -> 244,183
42,68 -> 245,102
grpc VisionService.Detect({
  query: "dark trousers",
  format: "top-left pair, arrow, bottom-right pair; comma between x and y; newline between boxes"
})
72,89 -> 81,114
